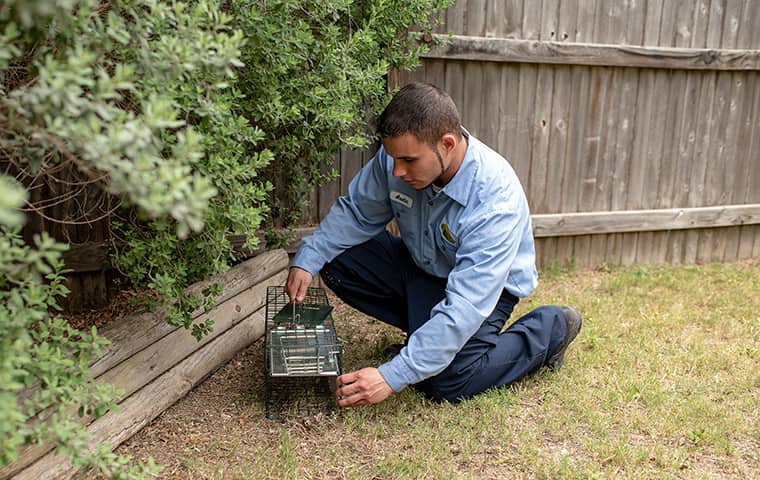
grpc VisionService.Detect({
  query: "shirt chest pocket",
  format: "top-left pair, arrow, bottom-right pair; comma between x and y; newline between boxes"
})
435,222 -> 458,264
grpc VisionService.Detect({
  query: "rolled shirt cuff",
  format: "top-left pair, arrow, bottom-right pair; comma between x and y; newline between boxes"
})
290,244 -> 326,277
377,354 -> 419,392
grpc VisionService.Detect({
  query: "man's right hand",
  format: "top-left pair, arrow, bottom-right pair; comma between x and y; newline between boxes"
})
286,267 -> 313,303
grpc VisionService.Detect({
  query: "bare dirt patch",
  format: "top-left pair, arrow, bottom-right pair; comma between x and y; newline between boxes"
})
89,291 -> 405,479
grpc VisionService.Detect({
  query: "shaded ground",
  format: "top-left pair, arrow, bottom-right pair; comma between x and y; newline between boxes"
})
107,290 -> 409,479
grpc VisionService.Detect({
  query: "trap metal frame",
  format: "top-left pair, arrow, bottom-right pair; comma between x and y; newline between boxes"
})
264,286 -> 342,419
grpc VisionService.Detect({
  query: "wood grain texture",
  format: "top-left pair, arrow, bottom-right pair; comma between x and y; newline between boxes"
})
98,270 -> 287,404
14,307 -> 269,480
89,249 -> 288,378
532,205 -> 760,237
420,34 -> 760,70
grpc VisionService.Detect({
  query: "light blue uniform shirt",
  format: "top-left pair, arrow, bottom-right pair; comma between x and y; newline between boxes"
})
292,131 -> 538,392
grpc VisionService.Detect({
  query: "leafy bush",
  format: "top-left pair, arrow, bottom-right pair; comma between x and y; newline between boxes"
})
232,0 -> 450,227
1,0 -> 450,476
0,179 -> 158,476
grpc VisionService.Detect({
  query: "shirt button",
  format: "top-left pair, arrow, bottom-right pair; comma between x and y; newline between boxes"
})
424,260 -> 431,265
424,230 -> 428,236
428,201 -> 434,206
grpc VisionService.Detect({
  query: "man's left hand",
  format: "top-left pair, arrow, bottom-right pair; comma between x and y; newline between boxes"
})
335,368 -> 393,407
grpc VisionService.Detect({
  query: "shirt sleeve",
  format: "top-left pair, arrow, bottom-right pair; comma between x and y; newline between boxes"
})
291,150 -> 394,276
377,186 -> 532,392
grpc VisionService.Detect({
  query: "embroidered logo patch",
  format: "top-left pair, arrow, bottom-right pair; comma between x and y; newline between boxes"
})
390,190 -> 413,208
440,222 -> 457,247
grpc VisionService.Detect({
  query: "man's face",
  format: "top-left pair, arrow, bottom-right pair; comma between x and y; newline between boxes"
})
382,133 -> 445,190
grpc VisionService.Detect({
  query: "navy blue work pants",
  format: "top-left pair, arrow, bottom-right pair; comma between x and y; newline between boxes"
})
320,232 -> 568,403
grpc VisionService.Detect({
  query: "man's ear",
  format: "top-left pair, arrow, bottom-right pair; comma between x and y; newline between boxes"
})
440,132 -> 458,153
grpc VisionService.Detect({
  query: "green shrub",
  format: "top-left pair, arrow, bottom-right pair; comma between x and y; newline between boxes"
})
0,0 -> 450,476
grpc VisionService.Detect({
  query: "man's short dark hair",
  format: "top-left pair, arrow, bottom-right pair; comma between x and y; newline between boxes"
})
376,82 -> 462,147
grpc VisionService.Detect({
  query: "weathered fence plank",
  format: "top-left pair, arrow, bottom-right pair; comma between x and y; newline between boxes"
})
532,205 -> 760,237
420,34 -> 760,70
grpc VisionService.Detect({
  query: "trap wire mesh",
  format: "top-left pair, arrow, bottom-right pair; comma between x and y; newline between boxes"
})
264,286 -> 342,419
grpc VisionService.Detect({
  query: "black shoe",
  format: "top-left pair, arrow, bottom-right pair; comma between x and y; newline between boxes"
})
546,306 -> 582,370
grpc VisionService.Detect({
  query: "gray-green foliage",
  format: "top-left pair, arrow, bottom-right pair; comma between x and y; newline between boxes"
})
1,0 -> 450,476
1,0 -> 262,476
0,179 -> 158,476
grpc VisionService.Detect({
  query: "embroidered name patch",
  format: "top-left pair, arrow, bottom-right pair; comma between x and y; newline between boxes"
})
390,191 -> 413,208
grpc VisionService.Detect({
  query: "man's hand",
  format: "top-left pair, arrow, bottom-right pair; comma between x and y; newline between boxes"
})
286,267 -> 312,303
335,368 -> 393,407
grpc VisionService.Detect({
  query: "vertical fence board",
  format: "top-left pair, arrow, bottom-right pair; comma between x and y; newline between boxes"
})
717,0 -> 745,261
499,65 -> 523,179
514,63 -> 538,201
529,64 -> 554,214
446,0 -> 466,34
550,0 -> 579,265
481,62 -> 501,152
531,0 -> 557,267
465,0 -> 486,36
575,0 -> 597,44
737,74 -> 760,259
521,0 -> 541,40
707,0 -> 727,48
500,0 -> 524,39
462,62 -> 484,138
339,149 -> 363,197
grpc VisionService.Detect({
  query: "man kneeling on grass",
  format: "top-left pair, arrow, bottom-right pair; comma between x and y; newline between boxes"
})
285,82 -> 582,407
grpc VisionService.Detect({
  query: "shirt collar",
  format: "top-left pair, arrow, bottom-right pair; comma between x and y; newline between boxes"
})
435,127 -> 476,207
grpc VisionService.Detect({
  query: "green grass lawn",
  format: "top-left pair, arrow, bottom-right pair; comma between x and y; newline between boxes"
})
117,259 -> 760,479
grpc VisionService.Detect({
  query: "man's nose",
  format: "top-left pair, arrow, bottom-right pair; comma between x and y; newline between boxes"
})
392,161 -> 405,177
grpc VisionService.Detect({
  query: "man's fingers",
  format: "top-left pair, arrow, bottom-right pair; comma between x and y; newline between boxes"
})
296,281 -> 309,303
336,379 -> 363,398
334,368 -> 392,408
336,371 -> 359,388
336,389 -> 367,407
286,268 -> 313,303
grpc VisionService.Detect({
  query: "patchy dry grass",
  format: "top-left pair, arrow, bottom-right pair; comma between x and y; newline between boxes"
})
109,259 -> 760,480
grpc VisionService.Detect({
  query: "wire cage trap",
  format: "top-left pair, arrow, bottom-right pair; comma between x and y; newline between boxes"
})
264,285 -> 342,419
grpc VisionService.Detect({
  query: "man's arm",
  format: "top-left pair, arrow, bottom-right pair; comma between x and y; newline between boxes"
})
289,150 -> 394,281
285,152 -> 397,406
378,189 -> 534,392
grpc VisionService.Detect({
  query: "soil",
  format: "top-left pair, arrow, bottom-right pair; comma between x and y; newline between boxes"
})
72,289 -> 402,480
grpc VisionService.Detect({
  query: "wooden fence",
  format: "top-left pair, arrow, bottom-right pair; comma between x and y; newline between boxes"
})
313,0 -> 760,269
11,162 -> 113,310
14,1 -> 760,310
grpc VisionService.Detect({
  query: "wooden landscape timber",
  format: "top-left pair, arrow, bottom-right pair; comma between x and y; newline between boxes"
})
5,249 -> 289,480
